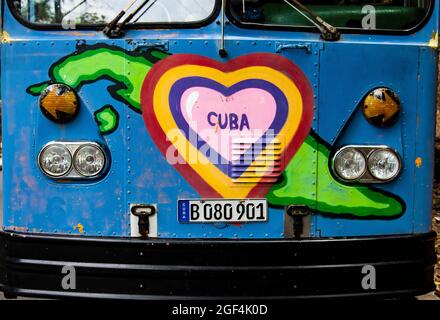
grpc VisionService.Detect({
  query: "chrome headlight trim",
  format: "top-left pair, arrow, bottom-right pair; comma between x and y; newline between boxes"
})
38,141 -> 109,180
73,143 -> 107,177
367,148 -> 402,182
332,147 -> 367,181
331,145 -> 402,184
38,143 -> 73,178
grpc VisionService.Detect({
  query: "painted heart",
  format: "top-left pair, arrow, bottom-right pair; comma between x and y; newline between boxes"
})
179,85 -> 278,163
169,78 -> 289,177
141,53 -> 314,198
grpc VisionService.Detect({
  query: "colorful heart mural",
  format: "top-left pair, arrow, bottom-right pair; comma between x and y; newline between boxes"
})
27,43 -> 404,218
141,53 -> 314,198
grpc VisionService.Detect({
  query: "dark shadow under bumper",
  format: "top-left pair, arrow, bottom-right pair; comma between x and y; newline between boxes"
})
0,230 -> 437,300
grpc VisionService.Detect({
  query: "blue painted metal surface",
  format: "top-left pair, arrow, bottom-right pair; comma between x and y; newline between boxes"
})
1,1 -> 439,238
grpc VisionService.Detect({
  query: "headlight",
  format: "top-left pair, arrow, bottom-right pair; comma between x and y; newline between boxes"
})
74,144 -> 106,177
368,149 -> 401,181
39,144 -> 72,177
332,146 -> 402,183
38,142 -> 108,180
333,148 -> 366,181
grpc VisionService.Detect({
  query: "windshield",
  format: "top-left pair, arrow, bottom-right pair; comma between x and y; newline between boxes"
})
230,0 -> 431,31
10,0 -> 217,26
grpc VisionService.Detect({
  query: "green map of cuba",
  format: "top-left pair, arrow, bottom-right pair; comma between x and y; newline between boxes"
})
27,43 -> 404,218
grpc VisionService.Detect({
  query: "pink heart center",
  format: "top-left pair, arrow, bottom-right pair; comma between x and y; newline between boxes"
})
181,87 -> 277,162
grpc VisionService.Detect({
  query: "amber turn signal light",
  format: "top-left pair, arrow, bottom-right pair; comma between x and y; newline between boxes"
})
362,88 -> 400,127
39,84 -> 79,123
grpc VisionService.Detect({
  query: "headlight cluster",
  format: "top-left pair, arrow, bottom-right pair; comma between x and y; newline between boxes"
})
39,142 -> 108,180
332,146 -> 401,183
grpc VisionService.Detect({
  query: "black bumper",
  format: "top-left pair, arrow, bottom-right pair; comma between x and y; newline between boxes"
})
0,231 -> 437,300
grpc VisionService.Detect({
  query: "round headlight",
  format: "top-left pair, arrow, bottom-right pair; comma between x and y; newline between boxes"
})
333,148 -> 366,181
39,144 -> 72,177
74,145 -> 106,177
368,149 -> 401,181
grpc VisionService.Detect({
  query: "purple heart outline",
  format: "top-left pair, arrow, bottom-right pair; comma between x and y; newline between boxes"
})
169,77 -> 289,177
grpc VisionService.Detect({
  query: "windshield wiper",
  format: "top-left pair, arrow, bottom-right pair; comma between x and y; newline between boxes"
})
283,0 -> 340,41
103,0 -> 152,38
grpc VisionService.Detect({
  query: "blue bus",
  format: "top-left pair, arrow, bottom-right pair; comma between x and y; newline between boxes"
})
0,0 -> 438,299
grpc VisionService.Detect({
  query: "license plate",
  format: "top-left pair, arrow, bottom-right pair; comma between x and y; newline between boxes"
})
178,199 -> 268,223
